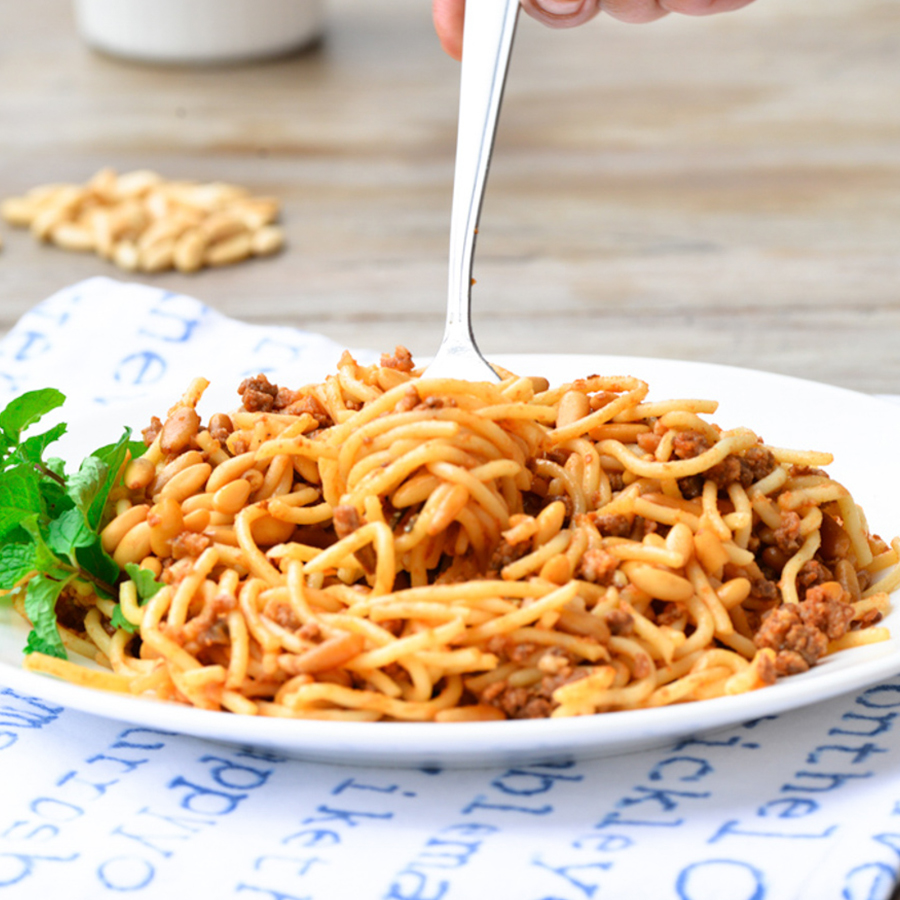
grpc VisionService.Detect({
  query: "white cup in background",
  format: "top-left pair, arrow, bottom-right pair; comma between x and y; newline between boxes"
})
73,0 -> 325,65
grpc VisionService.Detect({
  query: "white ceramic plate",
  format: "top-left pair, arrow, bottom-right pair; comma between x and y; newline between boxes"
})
2,354 -> 899,769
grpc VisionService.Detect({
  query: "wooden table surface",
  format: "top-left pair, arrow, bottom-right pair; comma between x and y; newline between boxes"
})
1,0 -> 898,392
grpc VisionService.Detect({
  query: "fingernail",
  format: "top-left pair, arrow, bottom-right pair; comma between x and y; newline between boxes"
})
523,0 -> 598,25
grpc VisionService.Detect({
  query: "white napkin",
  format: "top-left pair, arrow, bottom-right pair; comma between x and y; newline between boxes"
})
1,278 -> 899,900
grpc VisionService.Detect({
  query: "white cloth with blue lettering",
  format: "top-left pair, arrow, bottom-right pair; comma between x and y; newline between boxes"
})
1,278 -> 900,900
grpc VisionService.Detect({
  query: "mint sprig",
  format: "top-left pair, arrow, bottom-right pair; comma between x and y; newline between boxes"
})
0,388 -> 146,658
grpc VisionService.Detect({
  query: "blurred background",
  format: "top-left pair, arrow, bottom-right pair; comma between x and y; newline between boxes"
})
0,0 -> 897,391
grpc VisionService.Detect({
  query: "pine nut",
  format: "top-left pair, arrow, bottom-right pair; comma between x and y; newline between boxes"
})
152,450 -> 205,495
113,521 -> 153,568
250,514 -> 295,546
173,229 -> 206,273
113,240 -> 141,271
214,479 -> 253,516
140,237 -> 176,272
51,223 -> 95,252
204,232 -> 252,267
250,225 -> 285,257
183,508 -> 212,532
101,503 -> 150,553
159,462 -> 213,503
199,212 -> 247,244
148,497 -> 184,557
2,169 -> 282,273
623,562 -> 694,602
1,196 -> 38,226
206,452 -> 257,493
160,407 -> 201,455
557,390 -> 591,429
114,169 -> 163,199
124,456 -> 156,491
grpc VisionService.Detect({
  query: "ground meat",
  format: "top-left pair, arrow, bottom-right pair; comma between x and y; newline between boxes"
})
276,393 -> 334,428
743,446 -> 778,482
509,642 -> 540,664
208,413 -> 233,444
380,345 -> 415,373
393,386 -> 420,413
678,475 -> 704,500
704,456 -> 745,489
773,511 -> 803,554
418,395 -> 455,411
482,684 -> 553,720
705,448 -> 775,490
170,531 -> 212,560
774,650 -> 812,676
799,583 -> 853,640
672,431 -> 711,459
161,558 -> 195,585
298,621 -> 321,641
270,387 -> 295,410
607,473 -> 626,493
636,432 -> 661,454
683,445 -> 777,492
797,559 -> 833,594
748,575 -> 781,606
333,504 -> 362,539
481,663 -> 590,719
656,601 -> 688,627
593,514 -> 632,537
142,416 -> 162,447
605,608 -> 634,636
756,651 -> 778,685
754,604 -> 828,668
238,374 -> 279,412
263,599 -> 303,631
488,538 -> 531,573
332,504 -> 378,573
577,548 -> 619,585
55,593 -> 87,633
629,516 -> 657,541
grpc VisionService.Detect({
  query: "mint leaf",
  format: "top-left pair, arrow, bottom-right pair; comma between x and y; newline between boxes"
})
124,562 -> 164,603
0,465 -> 42,540
25,629 -> 66,658
0,542 -> 37,590
48,507 -> 96,562
67,455 -> 108,524
39,478 -> 74,520
87,429 -> 140,530
23,573 -> 69,659
75,537 -> 120,599
19,515 -> 65,574
110,604 -> 138,634
0,388 -> 65,449
12,422 -> 68,467
0,388 -> 142,659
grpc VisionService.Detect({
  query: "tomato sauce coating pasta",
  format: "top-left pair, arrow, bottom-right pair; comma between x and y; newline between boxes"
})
18,349 -> 900,721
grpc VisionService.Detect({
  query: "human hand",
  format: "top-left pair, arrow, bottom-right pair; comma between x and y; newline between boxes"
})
433,0 -> 757,60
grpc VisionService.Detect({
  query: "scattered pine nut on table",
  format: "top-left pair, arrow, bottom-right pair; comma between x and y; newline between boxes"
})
0,168 -> 285,274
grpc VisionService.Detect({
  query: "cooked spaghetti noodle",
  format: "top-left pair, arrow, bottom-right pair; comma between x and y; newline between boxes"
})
18,349 -> 900,721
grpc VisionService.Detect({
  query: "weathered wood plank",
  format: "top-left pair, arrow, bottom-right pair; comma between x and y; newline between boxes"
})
0,0 -> 897,390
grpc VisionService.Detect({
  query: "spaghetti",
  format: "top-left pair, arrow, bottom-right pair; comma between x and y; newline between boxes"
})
18,349 -> 900,721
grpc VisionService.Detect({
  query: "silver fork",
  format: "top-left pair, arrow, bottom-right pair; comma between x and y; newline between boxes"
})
423,0 -> 520,383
